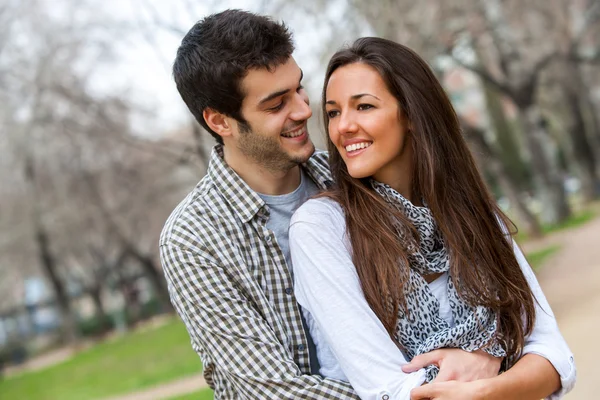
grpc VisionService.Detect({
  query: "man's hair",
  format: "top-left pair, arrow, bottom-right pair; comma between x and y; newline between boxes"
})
173,9 -> 294,144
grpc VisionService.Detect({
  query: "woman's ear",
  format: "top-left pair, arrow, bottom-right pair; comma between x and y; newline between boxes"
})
203,108 -> 233,139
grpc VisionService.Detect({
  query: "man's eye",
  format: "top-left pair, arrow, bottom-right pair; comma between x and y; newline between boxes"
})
296,85 -> 304,92
327,110 -> 339,118
358,104 -> 373,111
268,102 -> 284,112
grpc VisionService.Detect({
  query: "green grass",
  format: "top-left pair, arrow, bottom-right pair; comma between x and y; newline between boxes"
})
0,318 -> 202,400
168,388 -> 214,400
543,209 -> 596,233
527,245 -> 561,271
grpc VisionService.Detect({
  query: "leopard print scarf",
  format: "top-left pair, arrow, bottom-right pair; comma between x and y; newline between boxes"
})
371,180 -> 506,382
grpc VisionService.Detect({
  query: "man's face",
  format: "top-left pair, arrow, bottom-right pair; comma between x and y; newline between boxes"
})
230,57 -> 315,172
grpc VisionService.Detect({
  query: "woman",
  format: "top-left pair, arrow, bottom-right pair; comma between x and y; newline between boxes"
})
289,37 -> 575,400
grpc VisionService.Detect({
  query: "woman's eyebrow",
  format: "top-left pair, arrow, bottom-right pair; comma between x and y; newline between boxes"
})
350,93 -> 380,101
326,93 -> 381,105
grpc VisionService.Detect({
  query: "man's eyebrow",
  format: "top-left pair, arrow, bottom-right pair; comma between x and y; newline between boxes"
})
258,69 -> 304,106
258,89 -> 290,106
325,93 -> 380,105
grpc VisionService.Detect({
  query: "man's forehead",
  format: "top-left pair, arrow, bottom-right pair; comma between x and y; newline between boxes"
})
241,58 -> 302,105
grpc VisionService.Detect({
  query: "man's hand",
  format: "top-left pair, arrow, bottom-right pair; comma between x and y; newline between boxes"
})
410,380 -> 488,400
402,349 -> 502,382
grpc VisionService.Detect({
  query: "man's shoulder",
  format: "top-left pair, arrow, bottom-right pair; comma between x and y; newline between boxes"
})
308,150 -> 329,170
159,175 -> 234,253
311,149 -> 329,163
304,150 -> 332,187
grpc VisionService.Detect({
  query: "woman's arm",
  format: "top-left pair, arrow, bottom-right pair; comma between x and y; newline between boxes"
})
410,353 -> 560,400
290,199 -> 426,400
409,238 -> 576,400
512,239 -> 576,398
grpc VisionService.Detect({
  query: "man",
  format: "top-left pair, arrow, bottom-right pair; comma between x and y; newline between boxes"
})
160,9 -> 572,400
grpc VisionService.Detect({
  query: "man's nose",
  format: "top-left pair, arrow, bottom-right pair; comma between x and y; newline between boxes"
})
290,91 -> 312,121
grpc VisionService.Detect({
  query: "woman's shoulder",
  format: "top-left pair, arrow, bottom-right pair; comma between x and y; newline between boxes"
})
291,196 -> 345,228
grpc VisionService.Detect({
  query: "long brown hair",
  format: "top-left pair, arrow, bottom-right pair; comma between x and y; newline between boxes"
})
321,37 -> 535,362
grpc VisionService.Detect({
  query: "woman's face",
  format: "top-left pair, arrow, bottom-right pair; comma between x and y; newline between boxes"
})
325,62 -> 412,186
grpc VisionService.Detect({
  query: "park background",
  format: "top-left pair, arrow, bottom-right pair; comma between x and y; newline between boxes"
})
1,0 -> 599,398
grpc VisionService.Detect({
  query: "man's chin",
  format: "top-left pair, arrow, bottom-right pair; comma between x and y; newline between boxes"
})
292,142 -> 315,164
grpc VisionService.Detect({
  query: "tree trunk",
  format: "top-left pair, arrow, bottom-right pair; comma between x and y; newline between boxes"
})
127,247 -> 172,312
89,286 -> 111,333
483,83 -> 533,192
35,226 -> 79,344
578,71 -> 600,174
576,66 -> 600,192
463,124 -> 543,238
562,83 -> 599,202
25,157 -> 79,344
518,105 -> 571,225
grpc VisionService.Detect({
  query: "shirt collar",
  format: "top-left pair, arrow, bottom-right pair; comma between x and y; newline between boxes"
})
302,150 -> 333,191
207,144 -> 331,222
207,145 -> 332,223
207,145 -> 264,223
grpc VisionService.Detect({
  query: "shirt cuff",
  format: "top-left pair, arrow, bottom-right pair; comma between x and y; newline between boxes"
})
387,368 -> 427,400
523,344 -> 576,399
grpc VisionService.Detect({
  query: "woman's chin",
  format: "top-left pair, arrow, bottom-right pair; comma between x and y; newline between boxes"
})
347,167 -> 373,180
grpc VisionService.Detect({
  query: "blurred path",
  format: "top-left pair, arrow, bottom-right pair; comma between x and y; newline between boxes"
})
3,340 -> 94,377
523,214 -> 600,400
102,373 -> 207,400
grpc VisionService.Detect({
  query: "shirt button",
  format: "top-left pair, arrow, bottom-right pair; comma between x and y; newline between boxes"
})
285,288 -> 293,295
265,235 -> 272,243
297,344 -> 306,351
382,395 -> 389,400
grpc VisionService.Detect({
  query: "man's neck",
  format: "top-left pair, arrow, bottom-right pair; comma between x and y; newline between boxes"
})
223,148 -> 302,196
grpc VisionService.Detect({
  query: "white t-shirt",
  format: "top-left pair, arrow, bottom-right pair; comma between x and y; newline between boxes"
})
289,197 -> 576,400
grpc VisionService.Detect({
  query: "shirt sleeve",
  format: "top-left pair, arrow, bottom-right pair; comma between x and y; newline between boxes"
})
160,242 -> 359,400
289,199 -> 426,400
513,240 -> 577,399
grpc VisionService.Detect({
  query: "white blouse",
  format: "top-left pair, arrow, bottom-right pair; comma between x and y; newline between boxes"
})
289,197 -> 576,400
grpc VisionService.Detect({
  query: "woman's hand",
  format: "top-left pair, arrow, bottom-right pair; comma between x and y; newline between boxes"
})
410,380 -> 487,400
402,348 -> 502,382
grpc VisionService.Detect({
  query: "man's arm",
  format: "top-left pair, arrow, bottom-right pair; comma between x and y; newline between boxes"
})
160,242 -> 358,400
410,353 -> 560,400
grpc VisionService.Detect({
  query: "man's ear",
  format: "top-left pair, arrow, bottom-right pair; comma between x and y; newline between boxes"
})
203,108 -> 234,139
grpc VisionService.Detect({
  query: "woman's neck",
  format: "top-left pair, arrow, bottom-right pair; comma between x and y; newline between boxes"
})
373,165 -> 419,205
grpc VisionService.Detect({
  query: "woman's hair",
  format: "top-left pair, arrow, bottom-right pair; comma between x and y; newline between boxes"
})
321,37 -> 535,362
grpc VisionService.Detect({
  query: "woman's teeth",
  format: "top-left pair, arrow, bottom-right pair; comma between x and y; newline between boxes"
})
345,142 -> 372,152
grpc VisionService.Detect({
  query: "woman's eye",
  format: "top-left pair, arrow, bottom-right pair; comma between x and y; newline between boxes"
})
358,104 -> 373,111
296,85 -> 304,93
327,110 -> 339,118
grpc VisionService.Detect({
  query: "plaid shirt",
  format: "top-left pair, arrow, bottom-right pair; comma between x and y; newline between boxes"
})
160,145 -> 358,399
